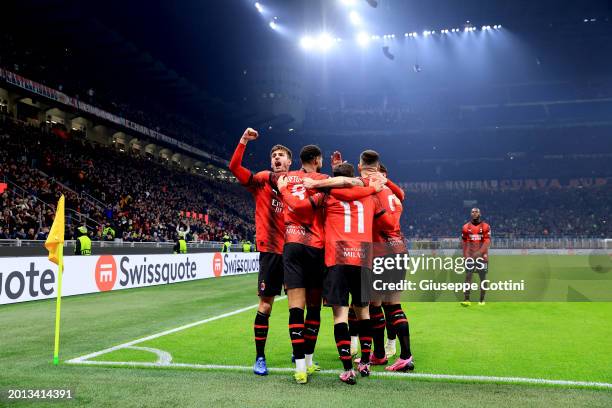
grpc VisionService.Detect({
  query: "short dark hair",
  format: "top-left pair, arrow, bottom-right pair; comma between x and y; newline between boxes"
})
270,144 -> 292,159
360,149 -> 380,167
333,162 -> 355,177
379,163 -> 387,175
299,145 -> 322,164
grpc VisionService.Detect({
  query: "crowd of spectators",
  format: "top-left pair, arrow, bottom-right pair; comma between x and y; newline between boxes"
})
0,114 -> 254,243
405,186 -> 611,239
1,114 -> 611,243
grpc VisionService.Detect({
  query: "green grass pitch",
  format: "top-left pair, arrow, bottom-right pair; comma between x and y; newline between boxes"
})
1,256 -> 612,407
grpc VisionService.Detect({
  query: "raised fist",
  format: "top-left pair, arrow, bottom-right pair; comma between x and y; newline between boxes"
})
241,128 -> 259,142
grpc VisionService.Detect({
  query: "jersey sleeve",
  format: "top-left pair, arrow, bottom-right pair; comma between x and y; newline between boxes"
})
461,225 -> 469,257
251,171 -> 272,187
280,186 -> 324,221
386,179 -> 405,202
483,223 -> 491,244
461,225 -> 469,242
329,186 -> 376,201
372,196 -> 394,230
228,142 -> 253,185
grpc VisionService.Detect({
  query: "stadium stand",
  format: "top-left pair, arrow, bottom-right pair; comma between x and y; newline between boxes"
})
0,114 -> 254,243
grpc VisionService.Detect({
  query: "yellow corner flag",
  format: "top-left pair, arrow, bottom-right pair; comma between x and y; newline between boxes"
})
44,195 -> 65,365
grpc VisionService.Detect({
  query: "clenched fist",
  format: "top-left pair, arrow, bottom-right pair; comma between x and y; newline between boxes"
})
240,128 -> 259,144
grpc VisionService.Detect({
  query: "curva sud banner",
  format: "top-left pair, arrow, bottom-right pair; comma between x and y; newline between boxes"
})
0,252 -> 260,305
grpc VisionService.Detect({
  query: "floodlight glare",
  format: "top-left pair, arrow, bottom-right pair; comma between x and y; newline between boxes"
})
349,11 -> 362,25
300,36 -> 314,50
357,31 -> 370,47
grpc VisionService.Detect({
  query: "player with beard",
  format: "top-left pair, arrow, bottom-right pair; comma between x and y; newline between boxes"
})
461,208 -> 491,306
303,157 -> 406,358
276,146 -> 379,384
275,145 -> 328,384
283,158 -> 393,384
229,127 -> 291,376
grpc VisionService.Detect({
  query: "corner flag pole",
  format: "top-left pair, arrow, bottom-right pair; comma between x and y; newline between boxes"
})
44,194 -> 65,365
53,244 -> 64,365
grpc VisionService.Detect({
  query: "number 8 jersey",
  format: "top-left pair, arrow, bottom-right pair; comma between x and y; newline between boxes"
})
281,169 -> 330,249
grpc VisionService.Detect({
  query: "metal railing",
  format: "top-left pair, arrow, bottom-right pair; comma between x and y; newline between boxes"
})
80,191 -> 108,210
0,238 -> 608,250
2,177 -> 101,229
0,239 -> 243,251
34,169 -> 105,212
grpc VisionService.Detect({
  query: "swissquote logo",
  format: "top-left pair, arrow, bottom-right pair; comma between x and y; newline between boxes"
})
213,253 -> 223,277
95,255 -> 117,291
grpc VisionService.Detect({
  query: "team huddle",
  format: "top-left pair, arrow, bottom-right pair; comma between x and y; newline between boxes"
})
229,127 -> 413,385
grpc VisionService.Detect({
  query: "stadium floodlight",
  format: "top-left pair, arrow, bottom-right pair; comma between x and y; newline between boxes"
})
300,36 -> 314,50
269,20 -> 277,30
349,10 -> 362,25
255,2 -> 263,13
356,31 -> 370,47
404,32 -> 409,37
412,31 -> 418,37
318,33 -> 335,51
423,30 -> 431,36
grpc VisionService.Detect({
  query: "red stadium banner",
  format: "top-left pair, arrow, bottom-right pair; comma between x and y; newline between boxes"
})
0,183 -> 7,194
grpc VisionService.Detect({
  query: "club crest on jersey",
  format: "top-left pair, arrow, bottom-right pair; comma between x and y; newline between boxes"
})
260,281 -> 266,292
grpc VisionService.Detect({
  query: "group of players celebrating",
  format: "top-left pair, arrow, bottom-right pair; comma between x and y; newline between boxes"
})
229,127 -> 413,385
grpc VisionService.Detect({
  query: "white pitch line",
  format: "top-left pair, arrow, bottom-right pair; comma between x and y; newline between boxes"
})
66,360 -> 612,389
125,346 -> 173,365
66,296 -> 287,364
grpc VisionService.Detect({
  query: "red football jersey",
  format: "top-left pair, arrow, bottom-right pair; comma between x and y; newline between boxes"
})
229,143 -> 285,254
280,169 -> 329,249
373,186 -> 407,257
323,193 -> 385,268
461,221 -> 491,259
